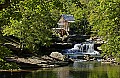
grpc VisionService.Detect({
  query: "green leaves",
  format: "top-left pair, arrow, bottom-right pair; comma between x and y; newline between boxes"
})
0,46 -> 19,69
88,0 -> 120,57
1,0 -> 57,52
1,0 -> 93,52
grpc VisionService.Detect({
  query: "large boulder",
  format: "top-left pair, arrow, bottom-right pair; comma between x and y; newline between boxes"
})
50,52 -> 65,61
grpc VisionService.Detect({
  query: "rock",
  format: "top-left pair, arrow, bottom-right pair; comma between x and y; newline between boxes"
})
5,54 -> 71,69
41,55 -> 53,61
50,52 -> 65,61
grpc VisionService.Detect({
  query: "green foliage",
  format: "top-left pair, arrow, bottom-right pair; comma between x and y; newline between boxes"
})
1,0 -> 56,51
60,0 -> 91,35
0,46 -> 11,57
88,0 -> 120,57
0,60 -> 19,70
0,46 -> 19,69
0,0 -> 91,52
0,0 -> 5,4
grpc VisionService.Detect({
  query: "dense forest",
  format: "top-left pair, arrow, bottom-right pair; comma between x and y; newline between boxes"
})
0,0 -> 120,69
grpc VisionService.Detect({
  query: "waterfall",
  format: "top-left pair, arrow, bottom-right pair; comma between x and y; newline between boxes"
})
73,42 -> 95,53
62,42 -> 100,57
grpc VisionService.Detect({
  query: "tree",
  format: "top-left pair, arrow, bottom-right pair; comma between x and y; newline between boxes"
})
1,0 -> 60,52
0,0 -> 60,69
60,0 -> 91,35
88,0 -> 120,57
1,0 -> 92,52
0,0 -> 20,69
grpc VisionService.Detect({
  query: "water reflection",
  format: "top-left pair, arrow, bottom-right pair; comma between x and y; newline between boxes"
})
0,71 -> 30,78
73,61 -> 100,69
0,62 -> 120,78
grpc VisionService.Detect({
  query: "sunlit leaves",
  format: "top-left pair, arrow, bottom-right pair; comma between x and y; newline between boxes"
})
0,0 -> 5,4
88,0 -> 120,57
1,0 -> 55,51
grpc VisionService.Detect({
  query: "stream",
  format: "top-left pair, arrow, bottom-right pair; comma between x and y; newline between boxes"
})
0,61 -> 120,78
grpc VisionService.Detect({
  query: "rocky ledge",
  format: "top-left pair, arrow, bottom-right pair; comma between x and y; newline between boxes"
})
6,52 -> 73,69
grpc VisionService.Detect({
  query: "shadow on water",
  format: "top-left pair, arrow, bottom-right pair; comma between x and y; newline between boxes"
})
0,61 -> 120,78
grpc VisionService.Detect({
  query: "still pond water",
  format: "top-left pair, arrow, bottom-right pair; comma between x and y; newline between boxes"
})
0,61 -> 120,78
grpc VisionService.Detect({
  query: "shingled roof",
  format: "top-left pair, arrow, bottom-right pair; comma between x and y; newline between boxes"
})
61,14 -> 75,22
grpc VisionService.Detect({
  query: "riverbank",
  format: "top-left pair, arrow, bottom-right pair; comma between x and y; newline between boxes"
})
5,52 -> 73,69
101,58 -> 120,65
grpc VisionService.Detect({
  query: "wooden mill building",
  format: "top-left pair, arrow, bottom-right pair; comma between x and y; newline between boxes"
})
53,14 -> 75,37
57,14 -> 75,32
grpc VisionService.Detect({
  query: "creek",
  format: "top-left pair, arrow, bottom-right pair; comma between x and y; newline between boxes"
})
0,61 -> 120,78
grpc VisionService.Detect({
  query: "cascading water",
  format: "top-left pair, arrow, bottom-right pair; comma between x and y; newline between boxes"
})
87,43 -> 94,53
73,43 -> 95,53
62,42 -> 100,57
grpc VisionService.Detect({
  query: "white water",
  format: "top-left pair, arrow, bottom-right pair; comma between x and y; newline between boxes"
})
73,43 -> 95,53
